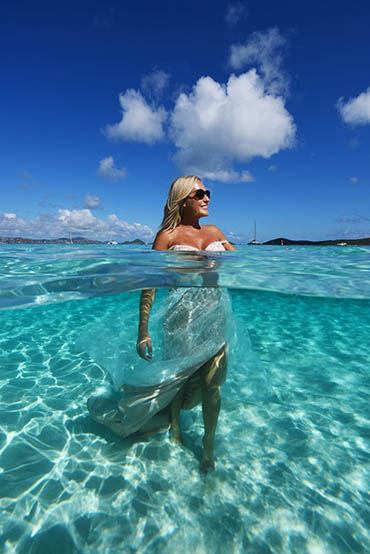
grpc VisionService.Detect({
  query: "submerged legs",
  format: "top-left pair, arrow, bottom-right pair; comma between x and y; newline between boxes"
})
169,345 -> 227,471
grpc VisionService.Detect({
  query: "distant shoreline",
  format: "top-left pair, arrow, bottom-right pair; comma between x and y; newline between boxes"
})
1,236 -> 369,246
0,237 -> 147,245
263,237 -> 370,246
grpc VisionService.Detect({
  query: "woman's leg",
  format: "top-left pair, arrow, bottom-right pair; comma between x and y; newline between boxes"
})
199,346 -> 227,472
169,384 -> 186,444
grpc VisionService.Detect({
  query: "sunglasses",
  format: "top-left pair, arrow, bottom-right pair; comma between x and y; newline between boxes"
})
188,189 -> 211,200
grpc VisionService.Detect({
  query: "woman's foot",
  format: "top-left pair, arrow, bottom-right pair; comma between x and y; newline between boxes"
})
200,457 -> 215,473
200,435 -> 215,472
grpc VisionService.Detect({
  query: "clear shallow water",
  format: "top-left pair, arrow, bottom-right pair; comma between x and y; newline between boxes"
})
1,244 -> 370,309
0,245 -> 370,553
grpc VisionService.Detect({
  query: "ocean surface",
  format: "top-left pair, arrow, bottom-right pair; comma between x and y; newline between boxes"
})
0,244 -> 369,553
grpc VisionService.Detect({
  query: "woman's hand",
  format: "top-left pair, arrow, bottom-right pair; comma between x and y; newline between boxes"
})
136,333 -> 152,361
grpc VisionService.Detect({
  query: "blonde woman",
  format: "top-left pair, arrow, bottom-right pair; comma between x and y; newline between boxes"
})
88,175 -> 235,472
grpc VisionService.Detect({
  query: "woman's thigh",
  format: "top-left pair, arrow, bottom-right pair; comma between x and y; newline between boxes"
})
200,345 -> 227,389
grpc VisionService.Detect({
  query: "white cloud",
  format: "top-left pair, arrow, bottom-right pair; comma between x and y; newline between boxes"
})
83,194 -> 102,209
97,156 -> 127,180
141,69 -> 170,100
204,169 -> 254,183
169,72 -> 295,178
225,3 -> 248,26
0,212 -> 27,235
105,89 -> 167,144
103,33 -> 294,182
350,176 -> 358,183
268,164 -> 277,171
229,27 -> 288,95
337,88 -> 370,125
0,210 -> 153,242
107,214 -> 153,238
57,208 -> 99,231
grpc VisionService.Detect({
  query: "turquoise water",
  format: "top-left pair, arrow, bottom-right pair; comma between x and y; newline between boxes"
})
0,245 -> 370,553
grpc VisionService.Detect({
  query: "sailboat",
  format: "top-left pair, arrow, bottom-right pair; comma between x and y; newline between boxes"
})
248,221 -> 262,245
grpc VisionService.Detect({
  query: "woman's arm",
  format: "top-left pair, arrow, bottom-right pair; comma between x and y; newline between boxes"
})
223,241 -> 236,251
219,229 -> 236,251
136,230 -> 171,360
137,288 -> 156,360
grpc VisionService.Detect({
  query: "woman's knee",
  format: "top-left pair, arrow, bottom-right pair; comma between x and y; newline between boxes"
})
201,381 -> 221,399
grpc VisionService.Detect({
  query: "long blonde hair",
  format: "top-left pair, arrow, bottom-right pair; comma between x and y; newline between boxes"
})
160,175 -> 202,231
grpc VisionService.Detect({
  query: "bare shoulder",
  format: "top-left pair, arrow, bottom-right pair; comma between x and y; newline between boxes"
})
203,225 -> 236,251
203,224 -> 226,239
152,229 -> 172,251
204,224 -> 221,231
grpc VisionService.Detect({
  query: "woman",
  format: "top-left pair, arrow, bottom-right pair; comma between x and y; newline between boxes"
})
88,175 -> 235,472
137,175 -> 235,472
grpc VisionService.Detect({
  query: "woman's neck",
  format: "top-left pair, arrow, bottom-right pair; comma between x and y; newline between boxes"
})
179,215 -> 201,228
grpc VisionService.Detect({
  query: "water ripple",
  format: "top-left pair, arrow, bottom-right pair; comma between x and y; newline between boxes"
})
1,244 -> 370,309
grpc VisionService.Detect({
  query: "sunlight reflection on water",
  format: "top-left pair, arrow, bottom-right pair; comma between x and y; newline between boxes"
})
0,247 -> 370,552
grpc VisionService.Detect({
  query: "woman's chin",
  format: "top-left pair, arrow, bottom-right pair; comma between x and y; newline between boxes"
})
199,209 -> 209,218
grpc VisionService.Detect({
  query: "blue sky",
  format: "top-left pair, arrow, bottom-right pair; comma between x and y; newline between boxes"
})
1,0 -> 370,243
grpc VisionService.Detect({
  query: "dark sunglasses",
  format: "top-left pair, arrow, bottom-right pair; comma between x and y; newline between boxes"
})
188,189 -> 211,200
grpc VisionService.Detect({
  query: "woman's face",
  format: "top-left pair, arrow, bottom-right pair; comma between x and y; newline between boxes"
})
182,180 -> 210,220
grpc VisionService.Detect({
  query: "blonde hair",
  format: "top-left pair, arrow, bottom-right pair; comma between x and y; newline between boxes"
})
160,175 -> 202,231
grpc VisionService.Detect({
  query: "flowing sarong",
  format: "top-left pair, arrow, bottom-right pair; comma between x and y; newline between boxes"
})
85,286 -> 234,438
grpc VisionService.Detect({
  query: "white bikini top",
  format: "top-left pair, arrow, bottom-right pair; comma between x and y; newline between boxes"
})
168,240 -> 227,252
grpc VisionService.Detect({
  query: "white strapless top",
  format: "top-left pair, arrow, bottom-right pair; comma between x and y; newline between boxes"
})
168,240 -> 227,252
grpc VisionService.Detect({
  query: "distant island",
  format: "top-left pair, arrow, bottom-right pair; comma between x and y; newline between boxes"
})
0,236 -> 369,246
0,236 -> 147,245
263,237 -> 370,246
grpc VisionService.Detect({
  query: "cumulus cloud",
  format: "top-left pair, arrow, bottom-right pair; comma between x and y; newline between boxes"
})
105,89 -> 167,144
141,69 -> 170,101
83,194 -> 102,209
0,210 -> 153,242
169,72 -> 295,178
203,169 -> 254,183
0,213 -> 27,235
337,88 -> 370,125
97,156 -> 127,180
103,33 -> 294,182
229,27 -> 288,95
225,3 -> 248,26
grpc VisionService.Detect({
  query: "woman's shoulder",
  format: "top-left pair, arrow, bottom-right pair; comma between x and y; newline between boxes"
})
202,225 -> 236,250
202,224 -> 225,238
152,228 -> 174,250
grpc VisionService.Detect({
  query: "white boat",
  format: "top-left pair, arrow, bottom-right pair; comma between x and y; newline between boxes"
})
248,221 -> 262,245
